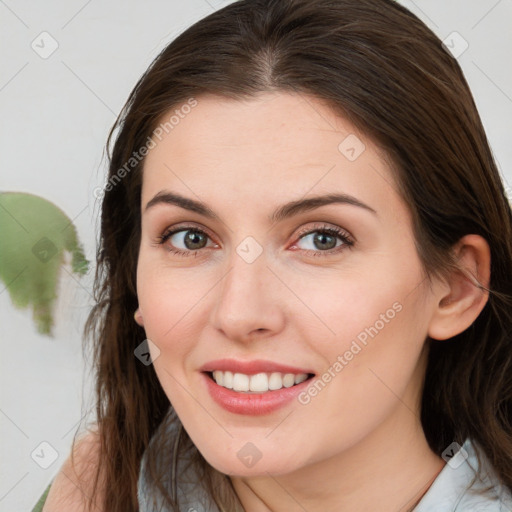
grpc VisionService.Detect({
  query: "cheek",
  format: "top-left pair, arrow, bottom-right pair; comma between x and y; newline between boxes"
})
289,296 -> 428,465
136,257 -> 206,364
136,262 -> 205,412
290,253 -> 423,351
293,249 -> 429,402
137,250 -> 205,324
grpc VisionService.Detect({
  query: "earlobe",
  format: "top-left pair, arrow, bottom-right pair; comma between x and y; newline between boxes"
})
427,234 -> 491,341
134,308 -> 145,327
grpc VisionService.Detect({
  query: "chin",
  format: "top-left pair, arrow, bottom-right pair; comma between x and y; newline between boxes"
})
199,447 -> 306,478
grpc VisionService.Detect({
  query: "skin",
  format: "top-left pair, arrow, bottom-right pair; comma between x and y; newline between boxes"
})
135,91 -> 490,511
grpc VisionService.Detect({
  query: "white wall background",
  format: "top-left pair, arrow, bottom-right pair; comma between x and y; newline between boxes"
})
0,0 -> 511,510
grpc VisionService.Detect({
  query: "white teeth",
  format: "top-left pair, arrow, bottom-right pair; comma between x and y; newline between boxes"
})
249,372 -> 268,392
282,374 -> 295,388
268,372 -> 283,390
211,370 -> 310,393
223,371 -> 233,389
294,373 -> 308,385
232,373 -> 249,391
212,370 -> 223,386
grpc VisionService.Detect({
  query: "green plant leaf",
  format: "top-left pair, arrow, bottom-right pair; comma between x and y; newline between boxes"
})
0,192 -> 89,336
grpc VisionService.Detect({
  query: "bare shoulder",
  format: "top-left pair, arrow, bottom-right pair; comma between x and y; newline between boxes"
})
43,428 -> 105,512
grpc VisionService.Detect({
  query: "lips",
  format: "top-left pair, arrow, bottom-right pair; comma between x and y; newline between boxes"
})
200,358 -> 315,375
200,358 -> 316,415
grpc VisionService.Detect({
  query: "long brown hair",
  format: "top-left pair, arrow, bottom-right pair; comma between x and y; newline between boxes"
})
78,0 -> 512,510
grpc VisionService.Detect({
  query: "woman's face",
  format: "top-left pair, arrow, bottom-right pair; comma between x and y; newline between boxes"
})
136,91 -> 440,476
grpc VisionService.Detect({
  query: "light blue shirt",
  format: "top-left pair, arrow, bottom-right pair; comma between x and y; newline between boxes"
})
138,419 -> 512,512
414,438 -> 512,511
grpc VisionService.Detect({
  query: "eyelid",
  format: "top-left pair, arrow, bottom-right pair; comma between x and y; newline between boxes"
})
293,222 -> 353,242
159,222 -> 217,242
157,221 -> 351,242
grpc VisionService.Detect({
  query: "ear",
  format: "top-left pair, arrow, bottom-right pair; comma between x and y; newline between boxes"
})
427,234 -> 491,341
134,307 -> 145,327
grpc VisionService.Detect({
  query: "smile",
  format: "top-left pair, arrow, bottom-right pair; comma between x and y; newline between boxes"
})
209,370 -> 310,393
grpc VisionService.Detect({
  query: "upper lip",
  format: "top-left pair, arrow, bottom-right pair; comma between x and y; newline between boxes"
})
200,358 -> 315,376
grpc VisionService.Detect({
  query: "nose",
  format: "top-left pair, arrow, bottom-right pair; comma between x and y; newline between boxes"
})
210,247 -> 286,343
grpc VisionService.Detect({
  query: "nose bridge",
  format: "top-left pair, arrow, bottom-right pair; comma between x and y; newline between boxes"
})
219,242 -> 270,313
211,238 -> 284,340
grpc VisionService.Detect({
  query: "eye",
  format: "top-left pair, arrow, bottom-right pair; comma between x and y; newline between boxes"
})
291,223 -> 354,257
154,225 -> 216,257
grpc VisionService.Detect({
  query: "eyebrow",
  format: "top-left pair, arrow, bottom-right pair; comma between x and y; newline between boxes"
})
144,190 -> 377,223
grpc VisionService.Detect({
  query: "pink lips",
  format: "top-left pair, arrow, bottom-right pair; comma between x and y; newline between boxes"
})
199,358 -> 314,375
200,358 -> 315,415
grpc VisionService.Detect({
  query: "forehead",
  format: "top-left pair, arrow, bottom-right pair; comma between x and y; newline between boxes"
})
141,92 -> 400,218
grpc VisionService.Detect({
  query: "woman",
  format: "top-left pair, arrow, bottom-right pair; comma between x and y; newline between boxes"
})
41,0 -> 512,511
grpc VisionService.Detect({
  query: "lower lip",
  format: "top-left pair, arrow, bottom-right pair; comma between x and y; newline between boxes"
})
202,372 -> 313,415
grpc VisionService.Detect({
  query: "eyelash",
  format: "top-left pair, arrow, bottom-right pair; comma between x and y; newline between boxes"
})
154,223 -> 354,258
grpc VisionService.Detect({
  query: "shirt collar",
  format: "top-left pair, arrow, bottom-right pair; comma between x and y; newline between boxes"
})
414,438 -> 512,511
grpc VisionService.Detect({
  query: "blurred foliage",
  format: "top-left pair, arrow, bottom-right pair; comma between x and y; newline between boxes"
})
0,192 -> 89,336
